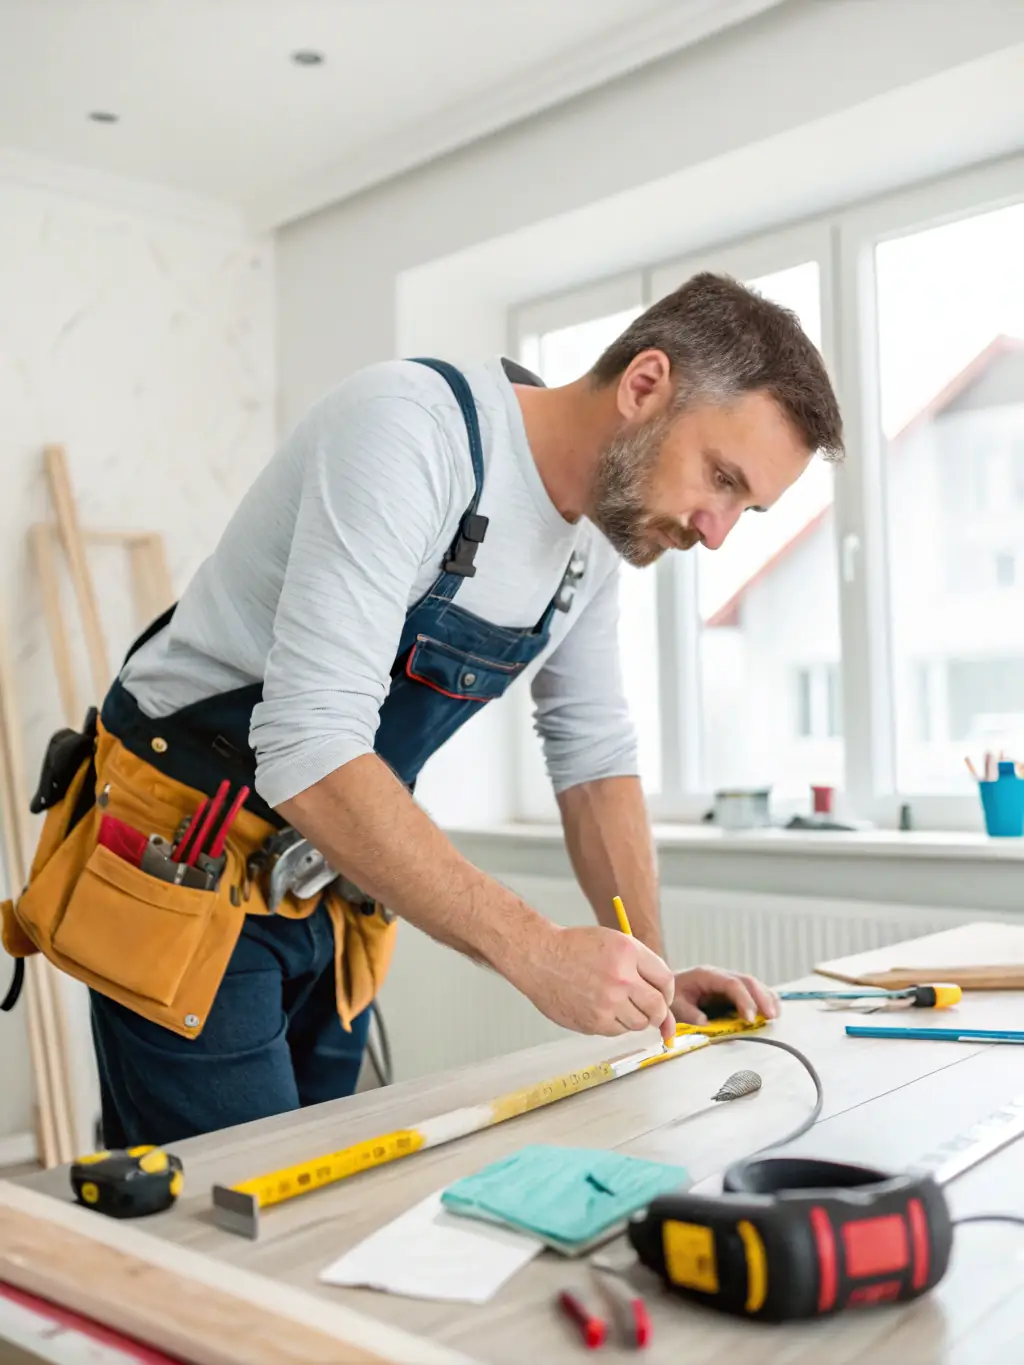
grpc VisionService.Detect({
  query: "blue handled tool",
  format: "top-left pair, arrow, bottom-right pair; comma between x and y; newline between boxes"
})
847,1024 -> 1024,1044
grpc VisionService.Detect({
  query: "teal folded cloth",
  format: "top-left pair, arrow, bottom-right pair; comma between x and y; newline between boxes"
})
440,1145 -> 688,1252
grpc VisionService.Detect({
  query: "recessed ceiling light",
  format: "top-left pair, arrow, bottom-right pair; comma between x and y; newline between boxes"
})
291,49 -> 324,66
88,110 -> 119,124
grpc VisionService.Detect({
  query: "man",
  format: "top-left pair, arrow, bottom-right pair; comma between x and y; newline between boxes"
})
10,271 -> 843,1146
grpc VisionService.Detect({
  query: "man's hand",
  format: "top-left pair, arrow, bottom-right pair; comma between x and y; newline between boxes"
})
505,924 -> 677,1043
671,966 -> 780,1026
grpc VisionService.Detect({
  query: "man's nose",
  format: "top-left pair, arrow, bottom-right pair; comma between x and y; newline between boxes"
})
691,505 -> 742,551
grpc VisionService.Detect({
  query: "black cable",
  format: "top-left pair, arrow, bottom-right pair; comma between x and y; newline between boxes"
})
365,1001 -> 393,1087
709,1032 -> 825,1151
954,1214 -> 1024,1229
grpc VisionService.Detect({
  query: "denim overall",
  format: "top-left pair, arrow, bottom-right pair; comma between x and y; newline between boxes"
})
91,359 -> 579,1145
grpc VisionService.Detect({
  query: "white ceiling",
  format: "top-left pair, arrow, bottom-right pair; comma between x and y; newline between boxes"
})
0,0 -> 783,228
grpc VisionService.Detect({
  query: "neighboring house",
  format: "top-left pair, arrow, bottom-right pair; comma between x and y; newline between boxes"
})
703,336 -> 1024,796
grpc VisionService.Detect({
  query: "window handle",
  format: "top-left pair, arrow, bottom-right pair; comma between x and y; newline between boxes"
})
842,532 -> 861,584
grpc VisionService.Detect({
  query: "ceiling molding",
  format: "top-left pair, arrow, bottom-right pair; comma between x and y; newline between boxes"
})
0,146 -> 254,238
253,0 -> 788,231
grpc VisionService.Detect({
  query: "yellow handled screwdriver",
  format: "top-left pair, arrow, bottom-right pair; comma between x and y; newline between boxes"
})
779,983 -> 962,1009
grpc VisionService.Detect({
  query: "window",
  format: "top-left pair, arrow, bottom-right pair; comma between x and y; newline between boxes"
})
877,199 -> 1024,796
519,308 -> 641,388
687,260 -> 842,800
793,664 -> 842,742
995,552 -> 1016,588
795,668 -> 812,738
826,664 -> 842,739
509,154 -> 1024,829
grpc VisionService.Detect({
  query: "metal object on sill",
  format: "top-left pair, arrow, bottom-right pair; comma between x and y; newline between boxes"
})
712,788 -> 771,831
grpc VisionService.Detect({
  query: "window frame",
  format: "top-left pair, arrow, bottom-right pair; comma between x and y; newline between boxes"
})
506,152 -> 1024,832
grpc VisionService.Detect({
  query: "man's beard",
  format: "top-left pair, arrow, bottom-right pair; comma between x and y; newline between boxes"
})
590,415 -> 700,568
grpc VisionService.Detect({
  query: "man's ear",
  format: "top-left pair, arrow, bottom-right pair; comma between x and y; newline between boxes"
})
617,349 -> 673,422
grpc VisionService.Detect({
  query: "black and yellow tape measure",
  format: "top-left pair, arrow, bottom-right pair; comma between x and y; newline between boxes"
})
70,1145 -> 183,1219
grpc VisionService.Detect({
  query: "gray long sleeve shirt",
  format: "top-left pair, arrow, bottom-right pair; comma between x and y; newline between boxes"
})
120,356 -> 639,808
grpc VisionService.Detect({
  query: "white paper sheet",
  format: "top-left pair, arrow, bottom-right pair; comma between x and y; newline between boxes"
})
319,1190 -> 543,1304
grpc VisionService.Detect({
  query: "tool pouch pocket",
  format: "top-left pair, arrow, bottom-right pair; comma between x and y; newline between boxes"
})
51,843 -> 218,1006
327,887 -> 398,1027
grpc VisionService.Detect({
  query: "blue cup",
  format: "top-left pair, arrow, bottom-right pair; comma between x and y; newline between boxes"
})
979,761 -> 1024,837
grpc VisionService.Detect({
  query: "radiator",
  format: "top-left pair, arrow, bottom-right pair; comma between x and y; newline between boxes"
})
374,876 -> 1005,1086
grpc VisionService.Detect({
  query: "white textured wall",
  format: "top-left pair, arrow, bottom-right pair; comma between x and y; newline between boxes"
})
0,174 -> 275,1149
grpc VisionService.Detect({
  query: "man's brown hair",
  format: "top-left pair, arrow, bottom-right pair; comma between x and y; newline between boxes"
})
590,271 -> 844,461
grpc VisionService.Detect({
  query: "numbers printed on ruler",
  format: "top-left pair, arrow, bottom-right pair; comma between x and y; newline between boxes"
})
491,1063 -> 616,1123
240,1130 -> 424,1203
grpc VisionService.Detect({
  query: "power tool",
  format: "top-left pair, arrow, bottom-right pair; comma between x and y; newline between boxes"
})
626,1090 -> 1024,1322
627,1157 -> 951,1321
70,1145 -> 183,1219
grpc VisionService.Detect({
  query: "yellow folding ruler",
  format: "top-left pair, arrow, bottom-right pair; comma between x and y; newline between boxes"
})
212,1013 -> 767,1237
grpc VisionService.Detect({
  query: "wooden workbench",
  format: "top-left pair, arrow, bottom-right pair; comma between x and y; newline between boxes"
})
9,923 -> 1024,1363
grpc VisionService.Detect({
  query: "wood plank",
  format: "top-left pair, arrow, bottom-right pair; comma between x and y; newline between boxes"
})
0,609 -> 75,1167
43,446 -> 110,699
816,920 -> 1024,988
28,525 -> 79,725
0,1184 -> 476,1365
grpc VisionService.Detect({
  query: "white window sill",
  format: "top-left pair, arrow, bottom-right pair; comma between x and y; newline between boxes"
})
448,821 -> 1024,863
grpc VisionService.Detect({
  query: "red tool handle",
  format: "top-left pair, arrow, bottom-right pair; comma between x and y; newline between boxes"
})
173,799 -> 207,862
207,785 -> 250,858
557,1291 -> 605,1350
184,780 -> 230,867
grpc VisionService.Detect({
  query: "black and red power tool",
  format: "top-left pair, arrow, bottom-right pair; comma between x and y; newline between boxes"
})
627,1155 -> 953,1322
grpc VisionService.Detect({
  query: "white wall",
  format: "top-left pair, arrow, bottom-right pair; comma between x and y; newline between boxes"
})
0,167 -> 275,1149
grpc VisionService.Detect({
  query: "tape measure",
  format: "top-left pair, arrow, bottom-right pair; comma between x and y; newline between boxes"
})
70,1145 -> 183,1219
627,1090 -> 1024,1322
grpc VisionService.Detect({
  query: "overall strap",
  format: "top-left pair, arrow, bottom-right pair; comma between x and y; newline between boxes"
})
121,602 -> 177,668
409,358 -> 488,592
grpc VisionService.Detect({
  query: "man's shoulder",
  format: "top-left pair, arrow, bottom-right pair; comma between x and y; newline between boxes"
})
309,358 -> 458,424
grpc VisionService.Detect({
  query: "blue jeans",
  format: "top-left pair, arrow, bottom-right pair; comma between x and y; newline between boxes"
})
89,902 -> 370,1147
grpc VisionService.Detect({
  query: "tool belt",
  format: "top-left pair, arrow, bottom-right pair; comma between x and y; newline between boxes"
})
1,708 -> 397,1039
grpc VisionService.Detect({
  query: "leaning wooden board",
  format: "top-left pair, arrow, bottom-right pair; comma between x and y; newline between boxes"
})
815,919 -> 1024,989
10,923 -> 1024,1364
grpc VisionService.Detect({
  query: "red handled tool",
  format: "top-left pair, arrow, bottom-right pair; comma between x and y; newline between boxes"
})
556,1290 -> 605,1349
172,797 -> 209,863
182,780 -> 230,867
592,1270 -> 651,1349
207,785 -> 249,858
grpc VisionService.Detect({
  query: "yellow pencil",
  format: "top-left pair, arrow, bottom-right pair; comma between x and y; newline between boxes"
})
612,895 -> 633,937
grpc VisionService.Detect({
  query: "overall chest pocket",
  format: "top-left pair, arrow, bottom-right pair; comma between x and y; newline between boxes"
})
404,635 -> 524,701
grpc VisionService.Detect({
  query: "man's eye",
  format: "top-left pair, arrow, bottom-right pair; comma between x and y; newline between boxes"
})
715,469 -> 734,491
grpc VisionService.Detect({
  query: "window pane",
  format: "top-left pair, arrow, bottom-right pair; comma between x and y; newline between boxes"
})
519,306 -> 662,792
522,307 -> 641,387
697,262 -> 844,802
877,202 -> 1024,793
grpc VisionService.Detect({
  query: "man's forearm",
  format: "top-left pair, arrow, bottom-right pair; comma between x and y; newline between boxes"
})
277,753 -> 549,974
557,775 -> 664,955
